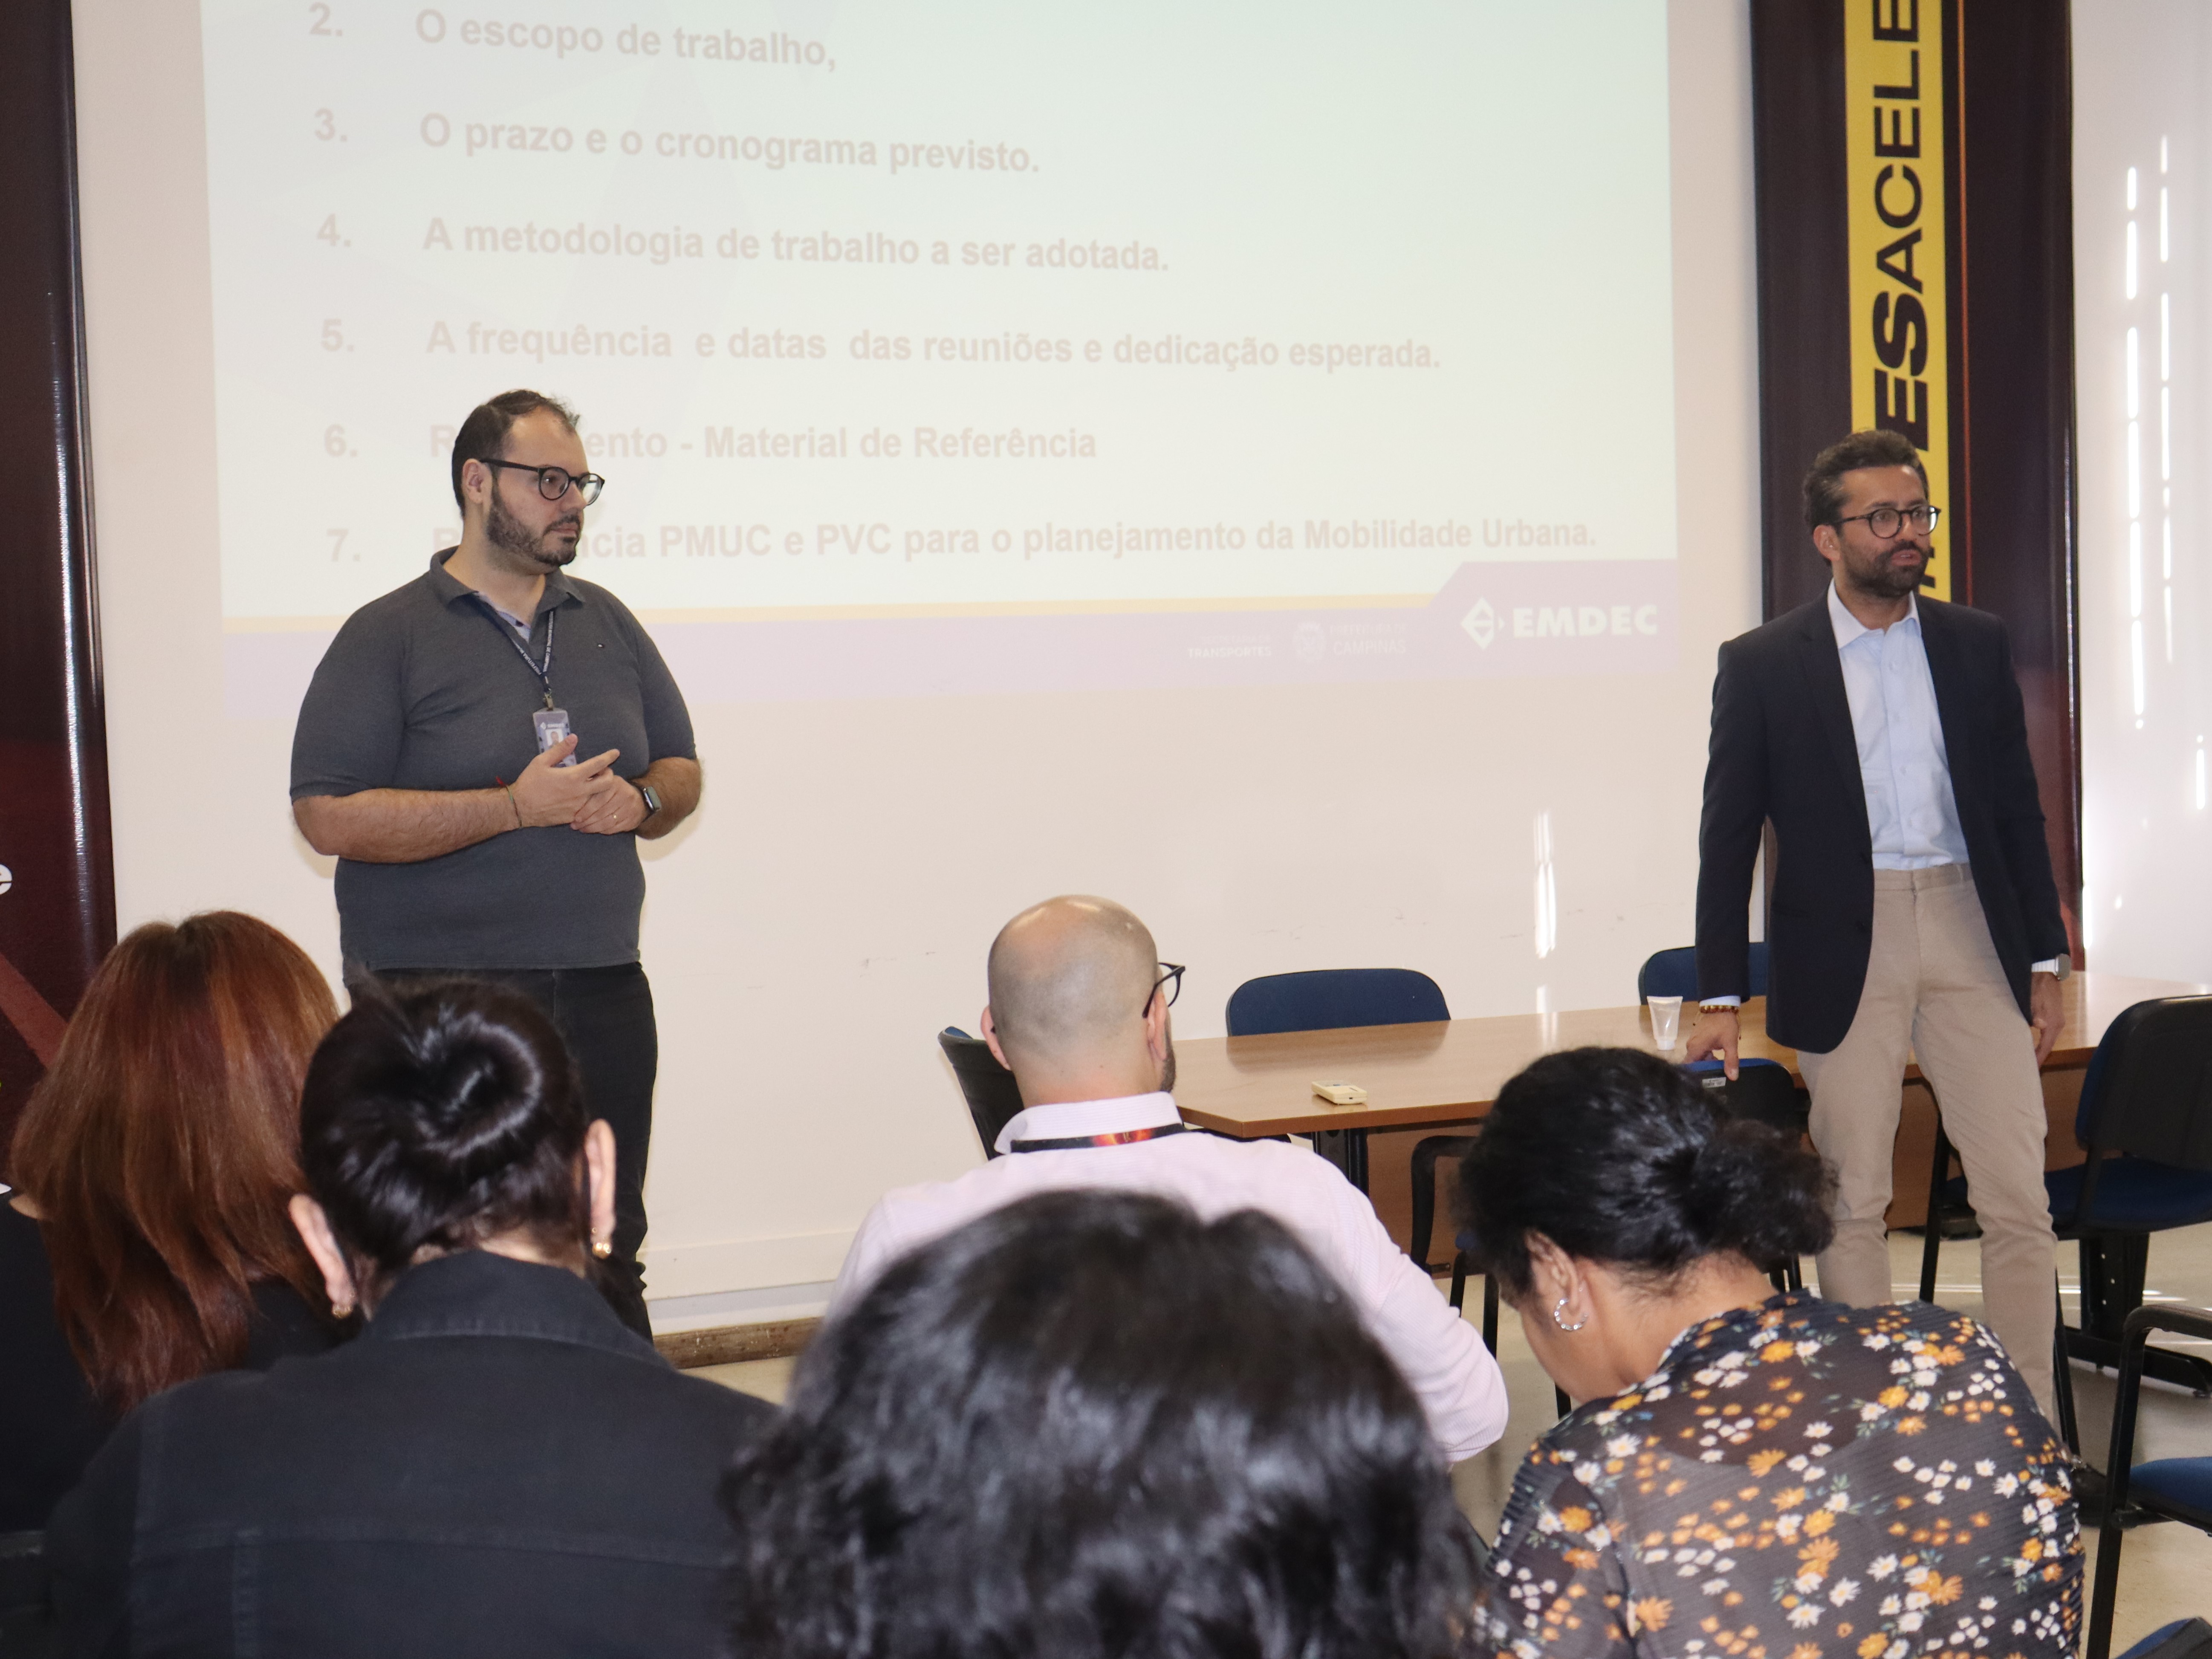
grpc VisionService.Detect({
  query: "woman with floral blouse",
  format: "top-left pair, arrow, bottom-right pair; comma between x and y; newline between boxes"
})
1459,1047 -> 2080,1659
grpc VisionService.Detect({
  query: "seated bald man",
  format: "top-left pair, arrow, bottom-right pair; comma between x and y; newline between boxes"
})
830,896 -> 1510,1463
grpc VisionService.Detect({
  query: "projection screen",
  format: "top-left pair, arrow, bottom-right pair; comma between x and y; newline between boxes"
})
74,0 -> 1758,1321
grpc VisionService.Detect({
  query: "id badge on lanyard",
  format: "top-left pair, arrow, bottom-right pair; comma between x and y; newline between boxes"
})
532,706 -> 576,764
485,604 -> 574,765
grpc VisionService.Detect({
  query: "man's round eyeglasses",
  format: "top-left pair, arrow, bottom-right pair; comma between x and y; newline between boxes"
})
1145,963 -> 1186,1014
477,457 -> 606,506
1836,503 -> 1940,538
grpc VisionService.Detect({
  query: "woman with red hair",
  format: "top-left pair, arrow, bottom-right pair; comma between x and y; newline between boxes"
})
0,911 -> 344,1529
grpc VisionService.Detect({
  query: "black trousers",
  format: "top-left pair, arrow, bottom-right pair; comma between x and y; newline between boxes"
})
374,964 -> 657,1339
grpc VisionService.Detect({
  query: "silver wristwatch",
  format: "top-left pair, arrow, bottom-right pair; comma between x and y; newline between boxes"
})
637,782 -> 663,821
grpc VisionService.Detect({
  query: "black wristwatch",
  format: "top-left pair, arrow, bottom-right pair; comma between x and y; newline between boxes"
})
636,781 -> 662,822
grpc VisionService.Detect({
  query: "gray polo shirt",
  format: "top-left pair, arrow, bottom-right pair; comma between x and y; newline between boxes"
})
290,552 -> 697,971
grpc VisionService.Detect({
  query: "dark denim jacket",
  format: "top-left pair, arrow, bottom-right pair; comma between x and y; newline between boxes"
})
43,1250 -> 772,1658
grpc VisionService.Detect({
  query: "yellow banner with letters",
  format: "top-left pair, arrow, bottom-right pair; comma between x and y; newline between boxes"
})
1845,0 -> 1950,599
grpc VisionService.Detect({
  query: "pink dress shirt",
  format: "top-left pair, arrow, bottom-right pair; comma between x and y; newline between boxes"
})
831,1092 -> 1511,1462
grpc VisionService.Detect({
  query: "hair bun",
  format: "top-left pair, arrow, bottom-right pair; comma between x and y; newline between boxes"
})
1685,1116 -> 1833,1269
392,1035 -> 545,1189
300,978 -> 589,1276
1458,1047 -> 1836,1296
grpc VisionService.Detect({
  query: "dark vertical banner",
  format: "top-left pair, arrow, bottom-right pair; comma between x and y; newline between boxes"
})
1751,0 -> 2082,954
0,0 -> 114,1159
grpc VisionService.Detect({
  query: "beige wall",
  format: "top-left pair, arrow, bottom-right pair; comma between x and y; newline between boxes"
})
71,0 -> 1761,1309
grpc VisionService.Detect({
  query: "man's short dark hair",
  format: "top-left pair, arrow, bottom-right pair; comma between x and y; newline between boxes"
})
450,389 -> 579,514
1803,428 -> 1929,531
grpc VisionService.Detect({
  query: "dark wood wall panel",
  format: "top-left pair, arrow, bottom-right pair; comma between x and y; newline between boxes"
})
1952,0 -> 2083,948
1750,0 -> 1852,619
0,0 -> 113,1160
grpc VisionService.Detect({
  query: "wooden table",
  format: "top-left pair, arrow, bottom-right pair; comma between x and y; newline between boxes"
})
1173,971 -> 2205,1193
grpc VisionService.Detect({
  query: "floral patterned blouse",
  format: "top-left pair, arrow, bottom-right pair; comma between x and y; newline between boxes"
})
1475,1293 -> 2080,1659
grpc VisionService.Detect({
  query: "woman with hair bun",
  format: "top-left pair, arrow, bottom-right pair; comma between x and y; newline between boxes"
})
43,977 -> 772,1658
1459,1047 -> 2080,1659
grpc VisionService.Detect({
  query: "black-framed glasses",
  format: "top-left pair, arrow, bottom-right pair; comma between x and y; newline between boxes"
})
477,457 -> 606,506
1836,503 -> 1940,538
1145,963 -> 1186,1014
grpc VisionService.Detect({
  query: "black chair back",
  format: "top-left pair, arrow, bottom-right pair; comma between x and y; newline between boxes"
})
2118,1620 -> 2212,1659
1681,1057 -> 1810,1137
2079,995 -> 2212,1170
0,1531 -> 44,1637
1224,968 -> 1449,1037
938,1028 -> 1026,1159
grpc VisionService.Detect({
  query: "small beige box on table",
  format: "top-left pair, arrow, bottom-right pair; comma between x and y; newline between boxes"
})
1310,1081 -> 1368,1105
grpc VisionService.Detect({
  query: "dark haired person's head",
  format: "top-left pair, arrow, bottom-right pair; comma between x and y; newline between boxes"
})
288,978 -> 615,1317
448,388 -> 578,514
1802,428 -> 1928,532
448,388 -> 590,574
725,1190 -> 1480,1659
1803,429 -> 1937,603
1457,1047 -> 1833,1406
9,912 -> 336,1409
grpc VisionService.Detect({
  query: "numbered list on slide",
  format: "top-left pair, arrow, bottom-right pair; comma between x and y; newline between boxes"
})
203,0 -> 1682,692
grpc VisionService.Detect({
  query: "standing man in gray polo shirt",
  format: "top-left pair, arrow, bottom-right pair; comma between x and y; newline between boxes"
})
290,389 -> 700,1336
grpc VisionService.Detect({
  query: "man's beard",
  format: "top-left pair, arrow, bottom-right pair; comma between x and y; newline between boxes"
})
486,487 -> 579,570
1847,542 -> 1929,600
1159,1039 -> 1177,1095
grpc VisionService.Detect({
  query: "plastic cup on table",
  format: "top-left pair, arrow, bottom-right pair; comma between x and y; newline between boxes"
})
1646,994 -> 1683,1049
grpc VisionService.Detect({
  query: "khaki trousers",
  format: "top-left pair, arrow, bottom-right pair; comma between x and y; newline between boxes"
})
1796,864 -> 2059,1420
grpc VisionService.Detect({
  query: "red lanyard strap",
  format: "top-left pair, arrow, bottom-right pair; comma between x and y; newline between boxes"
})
1005,1123 -> 1188,1154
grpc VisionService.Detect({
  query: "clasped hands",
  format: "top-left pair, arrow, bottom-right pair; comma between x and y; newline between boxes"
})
509,735 -> 644,835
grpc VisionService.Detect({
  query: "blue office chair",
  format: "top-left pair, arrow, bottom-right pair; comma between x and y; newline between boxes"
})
1636,942 -> 1770,1002
938,1027 -> 1025,1159
2088,1301 -> 2212,1659
1924,995 -> 2212,1446
1225,968 -> 1450,1037
1228,968 -> 1451,1214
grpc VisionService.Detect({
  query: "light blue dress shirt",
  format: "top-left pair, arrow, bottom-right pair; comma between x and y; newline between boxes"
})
1826,583 -> 1970,869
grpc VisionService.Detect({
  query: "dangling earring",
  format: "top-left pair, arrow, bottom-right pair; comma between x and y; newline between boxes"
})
590,1235 -> 613,1260
1551,1295 -> 1588,1333
332,1297 -> 356,1320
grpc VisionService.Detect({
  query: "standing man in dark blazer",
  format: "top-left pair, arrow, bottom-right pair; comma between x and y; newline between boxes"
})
1687,429 -> 2073,1420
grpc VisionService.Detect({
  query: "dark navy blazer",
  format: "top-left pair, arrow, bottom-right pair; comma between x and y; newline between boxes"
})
1695,594 -> 2070,1054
